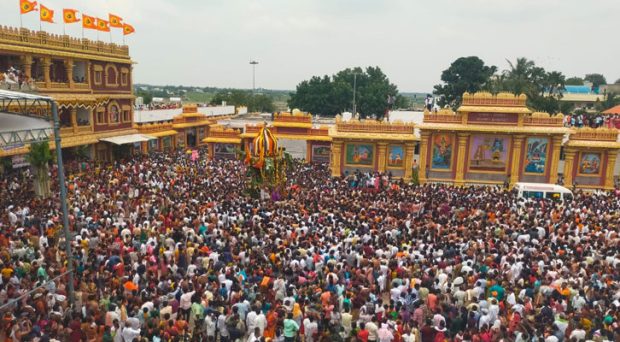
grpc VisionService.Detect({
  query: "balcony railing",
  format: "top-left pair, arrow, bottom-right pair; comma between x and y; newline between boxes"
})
75,125 -> 93,133
35,81 -> 69,89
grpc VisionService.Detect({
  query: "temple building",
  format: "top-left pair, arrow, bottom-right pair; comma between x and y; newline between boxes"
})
135,104 -> 218,153
329,117 -> 418,180
418,92 -> 570,186
563,127 -> 620,190
0,26 -> 137,161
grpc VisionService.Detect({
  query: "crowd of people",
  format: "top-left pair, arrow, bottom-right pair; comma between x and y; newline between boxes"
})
0,149 -> 619,342
0,66 -> 35,91
563,113 -> 620,129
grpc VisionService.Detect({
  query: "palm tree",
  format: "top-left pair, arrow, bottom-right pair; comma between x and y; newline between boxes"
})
27,141 -> 53,198
545,71 -> 566,97
504,57 -> 536,95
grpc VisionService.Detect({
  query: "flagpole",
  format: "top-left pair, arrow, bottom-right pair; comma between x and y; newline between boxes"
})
19,14 -> 23,29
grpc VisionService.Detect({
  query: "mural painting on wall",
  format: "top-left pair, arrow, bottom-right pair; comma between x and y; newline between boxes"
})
524,137 -> 549,174
311,145 -> 331,163
469,135 -> 511,172
345,143 -> 374,166
214,143 -> 237,159
431,134 -> 453,170
387,145 -> 404,167
579,152 -> 602,175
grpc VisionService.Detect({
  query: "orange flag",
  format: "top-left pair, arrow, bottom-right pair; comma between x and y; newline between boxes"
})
63,9 -> 79,24
20,0 -> 37,14
82,14 -> 96,29
122,23 -> 135,36
97,18 -> 110,32
39,4 -> 54,23
109,14 -> 123,28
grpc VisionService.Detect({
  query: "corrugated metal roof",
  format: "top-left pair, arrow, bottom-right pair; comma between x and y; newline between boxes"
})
0,89 -> 52,100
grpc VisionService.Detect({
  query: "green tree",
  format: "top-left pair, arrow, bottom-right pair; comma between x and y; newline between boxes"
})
250,94 -> 276,112
433,56 -> 497,108
288,66 -> 402,118
584,73 -> 607,89
27,141 -> 52,198
288,76 -> 338,115
501,58 -> 565,114
135,89 -> 153,105
210,90 -> 275,112
565,77 -> 584,86
615,78 -> 620,84
503,58 -> 537,95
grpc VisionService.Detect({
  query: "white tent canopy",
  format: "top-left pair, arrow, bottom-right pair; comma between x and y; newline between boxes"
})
99,134 -> 155,145
0,112 -> 52,148
0,89 -> 52,101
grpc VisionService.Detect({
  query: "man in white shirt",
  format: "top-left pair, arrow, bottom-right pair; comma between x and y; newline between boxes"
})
255,310 -> 267,336
217,312 -> 229,341
245,308 -> 258,337
366,317 -> 379,342
303,316 -> 319,342
121,325 -> 141,342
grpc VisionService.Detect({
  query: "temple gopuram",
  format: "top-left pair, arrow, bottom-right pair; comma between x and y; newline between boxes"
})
418,92 -> 569,187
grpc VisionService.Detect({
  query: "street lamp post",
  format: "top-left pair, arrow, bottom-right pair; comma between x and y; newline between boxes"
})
250,60 -> 259,94
352,73 -> 357,116
50,100 -> 76,309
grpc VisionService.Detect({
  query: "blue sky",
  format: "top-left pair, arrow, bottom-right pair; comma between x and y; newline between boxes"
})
2,0 -> 619,92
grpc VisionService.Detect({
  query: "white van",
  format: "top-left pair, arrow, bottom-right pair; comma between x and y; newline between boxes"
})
514,182 -> 573,202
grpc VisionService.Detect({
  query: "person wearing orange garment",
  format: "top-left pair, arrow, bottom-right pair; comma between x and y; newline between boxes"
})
263,309 -> 278,339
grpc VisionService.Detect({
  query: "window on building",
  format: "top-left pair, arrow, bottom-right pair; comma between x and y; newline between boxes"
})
93,65 -> 104,85
120,68 -> 129,86
122,108 -> 131,123
94,71 -> 102,85
106,66 -> 118,86
95,108 -> 106,125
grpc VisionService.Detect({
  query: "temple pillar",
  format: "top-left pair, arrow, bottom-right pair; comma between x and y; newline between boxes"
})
548,135 -> 563,184
88,109 -> 94,131
19,55 -> 33,79
418,132 -> 430,184
404,142 -> 415,181
85,61 -> 91,85
70,108 -> 78,134
454,133 -> 470,186
306,141 -> 313,163
42,57 -> 52,87
65,58 -> 74,88
208,143 -> 215,160
604,151 -> 617,190
377,142 -> 388,173
510,135 -> 525,186
331,141 -> 343,177
563,148 -> 576,188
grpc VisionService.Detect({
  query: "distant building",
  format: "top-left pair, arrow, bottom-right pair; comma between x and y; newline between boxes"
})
558,83 -> 605,109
